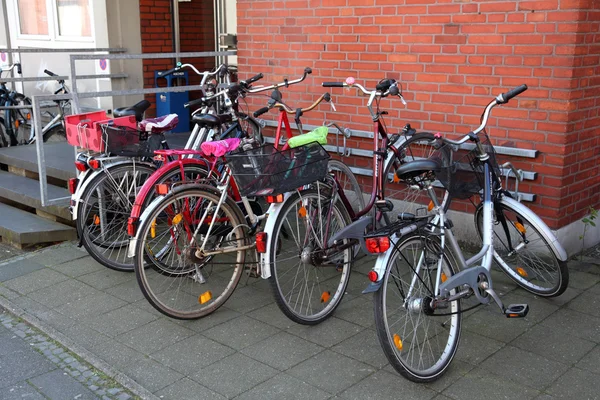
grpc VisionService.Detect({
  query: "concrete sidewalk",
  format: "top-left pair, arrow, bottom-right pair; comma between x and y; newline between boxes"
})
0,241 -> 599,399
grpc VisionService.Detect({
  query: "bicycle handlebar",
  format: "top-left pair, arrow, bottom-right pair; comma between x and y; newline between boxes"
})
253,107 -> 270,118
1,63 -> 21,75
497,84 -> 527,104
253,92 -> 331,117
247,67 -> 312,94
44,69 -> 58,77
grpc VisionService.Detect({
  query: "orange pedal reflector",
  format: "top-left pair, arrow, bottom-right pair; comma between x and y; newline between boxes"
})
321,291 -> 331,303
393,334 -> 403,351
516,267 -> 528,278
515,222 -> 526,234
298,206 -> 307,218
94,215 -> 100,225
428,201 -> 434,212
441,272 -> 447,283
199,291 -> 212,304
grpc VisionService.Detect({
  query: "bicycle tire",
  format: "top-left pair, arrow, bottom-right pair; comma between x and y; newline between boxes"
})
134,185 -> 247,319
43,125 -> 67,142
268,188 -> 352,325
384,132 -> 451,214
373,234 -> 461,383
474,200 -> 569,297
326,159 -> 365,217
78,163 -> 156,271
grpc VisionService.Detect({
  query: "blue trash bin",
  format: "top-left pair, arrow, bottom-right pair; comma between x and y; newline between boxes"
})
155,70 -> 189,133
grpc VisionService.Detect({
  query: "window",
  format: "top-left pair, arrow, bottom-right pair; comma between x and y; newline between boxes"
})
17,0 -> 49,36
56,0 -> 92,37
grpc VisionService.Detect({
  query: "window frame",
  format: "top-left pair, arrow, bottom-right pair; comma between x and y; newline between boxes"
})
14,0 -> 51,40
51,0 -> 95,42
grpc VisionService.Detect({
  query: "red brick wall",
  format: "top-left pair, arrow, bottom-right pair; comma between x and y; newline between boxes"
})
237,0 -> 600,230
139,0 -> 215,117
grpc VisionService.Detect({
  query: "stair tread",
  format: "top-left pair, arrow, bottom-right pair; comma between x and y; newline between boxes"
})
0,203 -> 76,245
0,170 -> 70,219
0,142 -> 76,181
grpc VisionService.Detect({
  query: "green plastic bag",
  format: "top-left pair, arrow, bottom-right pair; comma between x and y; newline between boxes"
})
287,126 -> 328,148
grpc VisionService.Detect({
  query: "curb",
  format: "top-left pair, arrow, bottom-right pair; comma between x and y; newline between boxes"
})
0,295 -> 160,400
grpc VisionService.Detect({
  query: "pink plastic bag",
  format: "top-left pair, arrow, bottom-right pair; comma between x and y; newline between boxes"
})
200,138 -> 241,157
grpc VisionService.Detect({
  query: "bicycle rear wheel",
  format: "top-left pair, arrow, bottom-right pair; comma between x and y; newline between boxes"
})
134,186 -> 247,319
374,234 -> 461,383
384,133 -> 451,214
268,188 -> 352,325
475,201 -> 569,297
79,163 -> 156,271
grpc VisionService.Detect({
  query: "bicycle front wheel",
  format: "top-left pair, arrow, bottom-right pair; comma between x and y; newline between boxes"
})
268,188 -> 352,325
134,186 -> 247,319
326,159 -> 365,217
374,234 -> 461,383
384,132 -> 451,214
475,201 -> 569,297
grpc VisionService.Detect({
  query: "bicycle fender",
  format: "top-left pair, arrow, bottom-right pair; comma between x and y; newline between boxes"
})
362,236 -> 398,294
499,196 -> 568,262
327,216 -> 373,254
259,193 -> 293,279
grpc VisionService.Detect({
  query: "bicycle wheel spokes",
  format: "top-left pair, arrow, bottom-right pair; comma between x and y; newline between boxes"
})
136,188 -> 246,319
269,190 -> 351,324
375,236 -> 460,382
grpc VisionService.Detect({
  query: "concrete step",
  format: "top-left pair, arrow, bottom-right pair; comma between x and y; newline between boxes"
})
0,142 -> 76,181
0,170 -> 71,220
0,202 -> 76,247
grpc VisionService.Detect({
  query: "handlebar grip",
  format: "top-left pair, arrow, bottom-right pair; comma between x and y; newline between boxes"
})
322,82 -> 344,87
245,72 -> 264,85
376,78 -> 395,92
499,84 -> 528,104
44,69 -> 58,77
389,86 -> 399,96
253,107 -> 270,118
184,98 -> 204,109
304,67 -> 312,75
17,64 -> 22,75
160,67 -> 179,77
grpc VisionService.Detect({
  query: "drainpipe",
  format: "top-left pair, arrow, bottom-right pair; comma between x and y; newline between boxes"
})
173,0 -> 180,63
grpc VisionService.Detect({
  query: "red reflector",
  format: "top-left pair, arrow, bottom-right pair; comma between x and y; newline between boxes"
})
75,161 -> 87,172
368,270 -> 378,282
88,159 -> 100,169
155,184 -> 169,195
365,237 -> 391,254
68,178 -> 77,194
266,194 -> 284,204
127,217 -> 137,236
256,232 -> 267,253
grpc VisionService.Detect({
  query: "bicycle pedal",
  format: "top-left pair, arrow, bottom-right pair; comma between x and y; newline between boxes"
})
375,199 -> 394,212
504,304 -> 529,318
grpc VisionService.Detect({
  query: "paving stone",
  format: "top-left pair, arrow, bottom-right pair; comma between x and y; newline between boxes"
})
223,285 -> 273,313
3,268 -> 68,295
202,315 -> 280,350
122,358 -> 183,393
286,317 -> 363,348
0,348 -> 57,388
566,270 -> 600,290
28,279 -> 103,309
546,367 -> 600,399
241,331 -> 323,371
513,323 -> 596,364
540,309 -> 600,344
247,303 -> 297,330
29,245 -> 88,267
0,381 -> 46,400
76,269 -> 134,291
287,350 -> 375,395
50,256 -> 103,278
150,334 -> 234,375
454,330 -> 504,366
55,293 -> 126,321
464,307 -> 534,343
338,369 -> 436,400
0,259 -> 45,282
84,305 -> 157,338
115,318 -> 195,355
191,353 -> 278,398
333,295 -> 376,328
103,277 -> 146,303
0,284 -> 21,300
29,369 -> 97,400
54,323 -> 111,350
175,306 -> 241,333
234,373 -> 330,400
575,345 -> 600,374
422,360 -> 476,393
155,378 -> 226,400
480,345 -> 569,391
443,369 -> 540,400
330,328 -> 388,369
566,290 -> 600,318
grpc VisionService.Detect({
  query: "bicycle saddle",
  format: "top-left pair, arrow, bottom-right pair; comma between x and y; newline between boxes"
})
191,113 -> 232,128
395,158 -> 441,181
113,100 -> 151,122
139,114 -> 179,134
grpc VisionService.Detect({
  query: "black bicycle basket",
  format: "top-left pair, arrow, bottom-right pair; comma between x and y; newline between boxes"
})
435,134 -> 501,199
225,142 -> 330,197
101,124 -> 162,157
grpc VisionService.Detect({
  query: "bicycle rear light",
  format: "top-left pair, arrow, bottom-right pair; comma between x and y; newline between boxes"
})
365,237 -> 390,254
256,232 -> 267,253
368,270 -> 378,282
68,178 -> 77,194
266,194 -> 284,204
88,159 -> 100,169
74,161 -> 87,172
155,184 -> 169,195
127,217 -> 137,236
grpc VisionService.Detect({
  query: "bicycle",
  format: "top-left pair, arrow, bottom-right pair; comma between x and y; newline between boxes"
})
0,64 -> 69,146
363,85 -> 569,382
259,77 -> 446,325
72,63 -> 260,272
129,84 -> 363,320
